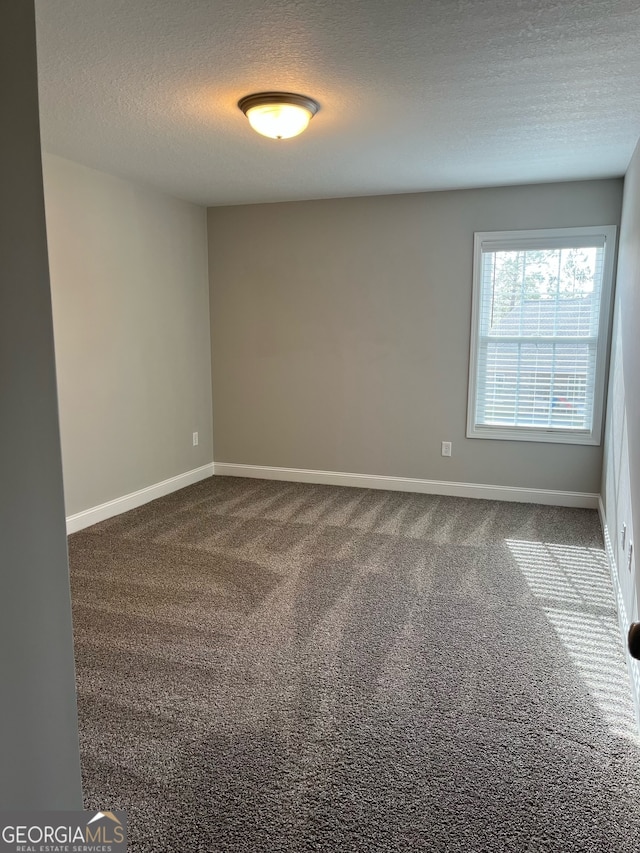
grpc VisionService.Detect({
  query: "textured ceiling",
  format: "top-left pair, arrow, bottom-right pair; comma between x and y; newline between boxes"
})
35,0 -> 640,206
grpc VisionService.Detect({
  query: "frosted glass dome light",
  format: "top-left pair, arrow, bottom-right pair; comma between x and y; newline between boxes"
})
238,92 -> 320,140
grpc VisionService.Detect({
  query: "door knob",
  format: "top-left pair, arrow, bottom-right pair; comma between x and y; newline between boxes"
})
628,622 -> 640,660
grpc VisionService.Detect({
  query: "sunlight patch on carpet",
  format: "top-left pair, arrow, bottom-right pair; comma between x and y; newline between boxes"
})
506,538 -> 637,741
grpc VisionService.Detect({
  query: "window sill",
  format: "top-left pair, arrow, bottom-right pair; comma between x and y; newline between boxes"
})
466,425 -> 600,446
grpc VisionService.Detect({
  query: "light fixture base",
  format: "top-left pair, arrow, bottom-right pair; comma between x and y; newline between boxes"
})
238,92 -> 319,118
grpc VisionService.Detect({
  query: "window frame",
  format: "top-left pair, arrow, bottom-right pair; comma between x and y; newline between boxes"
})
466,225 -> 617,446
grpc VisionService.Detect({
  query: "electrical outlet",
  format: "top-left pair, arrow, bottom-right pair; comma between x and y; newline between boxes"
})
192,432 -> 198,446
629,542 -> 634,573
622,523 -> 627,550
441,441 -> 452,457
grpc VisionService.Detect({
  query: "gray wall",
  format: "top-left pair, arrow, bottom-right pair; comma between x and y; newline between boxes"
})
43,154 -> 213,517
0,2 -> 82,809
602,139 -> 640,700
208,180 -> 622,493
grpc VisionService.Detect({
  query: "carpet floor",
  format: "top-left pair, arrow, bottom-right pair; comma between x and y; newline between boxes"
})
68,476 -> 640,852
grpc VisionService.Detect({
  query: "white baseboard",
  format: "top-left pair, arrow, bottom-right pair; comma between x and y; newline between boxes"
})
598,497 -> 640,729
66,463 -> 214,534
213,463 -> 599,508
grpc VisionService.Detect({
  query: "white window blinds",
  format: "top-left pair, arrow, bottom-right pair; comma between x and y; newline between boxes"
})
467,227 -> 616,445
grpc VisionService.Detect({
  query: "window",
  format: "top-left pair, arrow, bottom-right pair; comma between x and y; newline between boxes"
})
467,226 -> 616,445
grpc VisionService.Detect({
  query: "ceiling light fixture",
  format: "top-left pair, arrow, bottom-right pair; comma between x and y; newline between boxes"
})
238,92 -> 320,140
